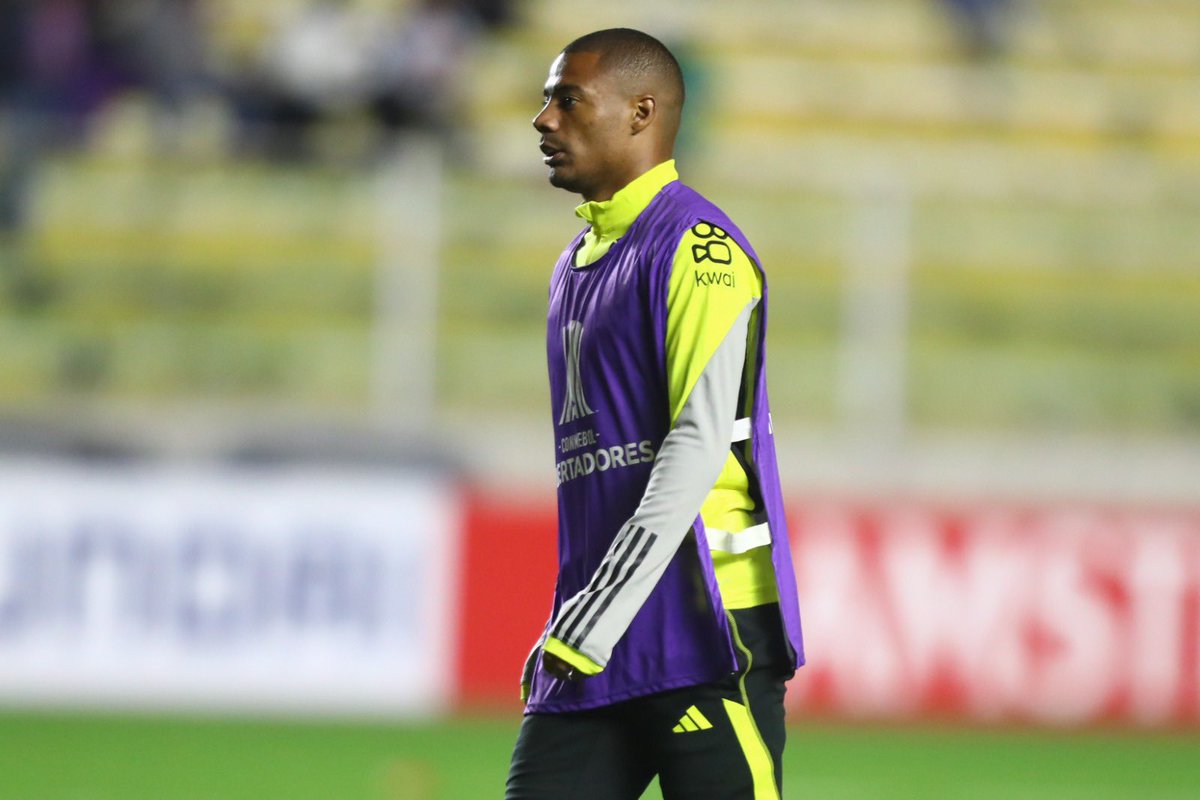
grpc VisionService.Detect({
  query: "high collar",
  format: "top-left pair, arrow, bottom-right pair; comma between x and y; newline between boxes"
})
574,160 -> 678,239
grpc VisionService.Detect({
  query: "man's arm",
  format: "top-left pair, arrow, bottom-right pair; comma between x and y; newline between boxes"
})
542,222 -> 762,676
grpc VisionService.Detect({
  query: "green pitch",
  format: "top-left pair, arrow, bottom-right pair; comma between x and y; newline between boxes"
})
1,709 -> 1196,799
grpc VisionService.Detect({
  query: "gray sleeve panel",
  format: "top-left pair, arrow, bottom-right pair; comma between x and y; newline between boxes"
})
548,298 -> 757,667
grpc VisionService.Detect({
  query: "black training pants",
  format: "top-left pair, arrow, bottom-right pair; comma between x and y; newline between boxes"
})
505,603 -> 793,799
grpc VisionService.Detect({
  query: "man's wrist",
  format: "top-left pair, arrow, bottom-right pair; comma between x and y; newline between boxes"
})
543,636 -> 604,676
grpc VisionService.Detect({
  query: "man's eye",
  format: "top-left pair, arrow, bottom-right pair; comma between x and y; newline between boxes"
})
560,97 -> 578,110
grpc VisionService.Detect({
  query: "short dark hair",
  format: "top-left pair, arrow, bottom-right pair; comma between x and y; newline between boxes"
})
562,28 -> 685,108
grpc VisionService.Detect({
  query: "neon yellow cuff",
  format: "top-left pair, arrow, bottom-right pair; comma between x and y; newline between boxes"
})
543,637 -> 604,676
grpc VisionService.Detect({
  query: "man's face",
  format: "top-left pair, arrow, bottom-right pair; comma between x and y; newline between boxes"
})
533,51 -> 633,202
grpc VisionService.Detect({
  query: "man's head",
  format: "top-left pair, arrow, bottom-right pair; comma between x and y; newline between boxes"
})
533,28 -> 685,202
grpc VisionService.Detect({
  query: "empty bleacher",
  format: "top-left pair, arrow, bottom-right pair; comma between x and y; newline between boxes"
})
1,0 -> 1197,441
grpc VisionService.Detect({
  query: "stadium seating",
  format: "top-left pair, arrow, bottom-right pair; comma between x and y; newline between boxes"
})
1,0 -> 1197,438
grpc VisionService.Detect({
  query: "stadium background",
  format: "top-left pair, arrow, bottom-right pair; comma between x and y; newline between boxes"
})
1,0 -> 1198,797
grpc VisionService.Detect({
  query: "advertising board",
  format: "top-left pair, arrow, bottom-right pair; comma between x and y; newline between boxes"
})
0,460 -> 460,716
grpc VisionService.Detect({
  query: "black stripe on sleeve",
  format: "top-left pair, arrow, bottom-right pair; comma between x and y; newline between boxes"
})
570,529 -> 659,649
554,525 -> 643,642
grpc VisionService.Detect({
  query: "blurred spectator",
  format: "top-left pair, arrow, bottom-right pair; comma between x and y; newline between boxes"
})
468,0 -> 515,30
110,0 -> 209,111
233,0 -> 379,160
0,0 -> 27,232
1,0 -> 500,181
1,0 -> 100,234
940,0 -> 1016,59
0,0 -> 210,232
370,0 -> 481,138
231,0 -> 483,161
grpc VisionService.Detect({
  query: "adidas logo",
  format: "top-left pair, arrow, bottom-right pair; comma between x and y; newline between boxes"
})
671,705 -> 714,733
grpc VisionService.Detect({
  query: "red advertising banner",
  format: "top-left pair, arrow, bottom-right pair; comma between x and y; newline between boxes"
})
456,488 -> 559,709
458,493 -> 1200,726
790,504 -> 1200,726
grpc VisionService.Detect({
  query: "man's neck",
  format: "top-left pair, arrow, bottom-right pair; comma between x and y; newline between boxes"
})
581,155 -> 673,202
571,160 -> 678,267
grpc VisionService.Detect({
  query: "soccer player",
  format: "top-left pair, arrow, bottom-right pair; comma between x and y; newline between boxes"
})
505,28 -> 804,800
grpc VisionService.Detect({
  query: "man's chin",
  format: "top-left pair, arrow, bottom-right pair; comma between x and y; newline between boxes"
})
547,168 -> 583,194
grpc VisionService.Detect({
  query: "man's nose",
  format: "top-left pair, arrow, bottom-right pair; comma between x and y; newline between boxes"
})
533,105 -> 556,132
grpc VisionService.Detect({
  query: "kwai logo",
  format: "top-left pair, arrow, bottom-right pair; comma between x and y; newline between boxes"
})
558,321 -> 595,424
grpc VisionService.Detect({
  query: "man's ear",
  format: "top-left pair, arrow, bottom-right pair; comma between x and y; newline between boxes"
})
631,95 -> 657,133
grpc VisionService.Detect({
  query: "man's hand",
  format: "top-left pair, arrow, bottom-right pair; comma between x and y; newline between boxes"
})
542,649 -> 586,681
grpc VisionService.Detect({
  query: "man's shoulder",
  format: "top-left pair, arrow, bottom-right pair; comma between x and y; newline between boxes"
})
659,181 -> 727,222
658,182 -> 758,264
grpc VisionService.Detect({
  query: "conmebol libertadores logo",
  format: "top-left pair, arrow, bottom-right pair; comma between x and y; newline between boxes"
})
558,320 -> 595,425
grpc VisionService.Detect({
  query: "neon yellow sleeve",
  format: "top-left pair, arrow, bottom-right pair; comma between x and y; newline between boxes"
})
542,636 -> 604,676
665,221 -> 762,423
668,223 -> 779,610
